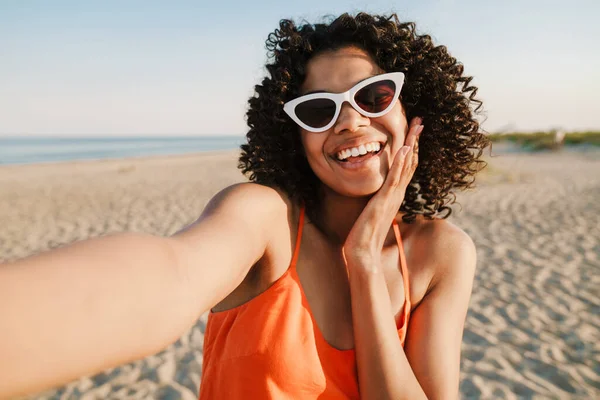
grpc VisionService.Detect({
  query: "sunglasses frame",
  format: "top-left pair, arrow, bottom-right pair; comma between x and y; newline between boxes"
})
283,72 -> 405,133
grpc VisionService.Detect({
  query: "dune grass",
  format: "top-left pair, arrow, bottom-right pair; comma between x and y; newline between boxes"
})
487,131 -> 600,151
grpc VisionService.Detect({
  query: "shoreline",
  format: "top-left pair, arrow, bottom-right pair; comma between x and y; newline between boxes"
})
0,150 -> 243,185
0,149 -> 241,169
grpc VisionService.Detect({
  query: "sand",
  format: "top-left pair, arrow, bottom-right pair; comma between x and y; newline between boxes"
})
1,148 -> 598,399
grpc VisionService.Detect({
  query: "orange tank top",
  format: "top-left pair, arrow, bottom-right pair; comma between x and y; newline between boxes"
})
198,206 -> 411,399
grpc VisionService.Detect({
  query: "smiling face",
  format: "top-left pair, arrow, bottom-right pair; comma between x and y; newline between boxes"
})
299,46 -> 409,198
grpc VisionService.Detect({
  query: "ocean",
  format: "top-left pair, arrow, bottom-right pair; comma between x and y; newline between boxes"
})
0,136 -> 246,165
2,136 -> 596,166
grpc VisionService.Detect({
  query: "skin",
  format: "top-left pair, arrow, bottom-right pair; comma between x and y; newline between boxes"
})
295,47 -> 476,399
295,47 -> 417,350
0,47 -> 476,400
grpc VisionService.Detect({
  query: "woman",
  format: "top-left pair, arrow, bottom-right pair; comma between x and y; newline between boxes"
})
0,12 -> 490,400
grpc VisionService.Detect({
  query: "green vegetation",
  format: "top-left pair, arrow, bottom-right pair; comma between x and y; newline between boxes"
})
487,131 -> 600,151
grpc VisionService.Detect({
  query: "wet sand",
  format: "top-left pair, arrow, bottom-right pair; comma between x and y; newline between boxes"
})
1,148 -> 598,399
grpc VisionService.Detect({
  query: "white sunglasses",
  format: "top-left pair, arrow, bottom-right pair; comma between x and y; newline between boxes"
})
283,72 -> 405,133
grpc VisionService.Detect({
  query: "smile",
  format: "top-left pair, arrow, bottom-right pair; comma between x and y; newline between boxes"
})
334,141 -> 386,162
331,142 -> 387,169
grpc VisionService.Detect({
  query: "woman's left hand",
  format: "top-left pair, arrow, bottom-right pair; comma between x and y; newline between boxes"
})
342,117 -> 424,270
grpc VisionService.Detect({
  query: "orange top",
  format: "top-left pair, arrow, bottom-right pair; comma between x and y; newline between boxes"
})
198,206 -> 411,399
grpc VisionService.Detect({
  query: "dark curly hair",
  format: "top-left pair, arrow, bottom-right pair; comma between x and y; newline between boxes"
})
239,12 -> 491,224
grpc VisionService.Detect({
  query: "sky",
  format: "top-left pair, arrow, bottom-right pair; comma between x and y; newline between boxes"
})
0,0 -> 598,136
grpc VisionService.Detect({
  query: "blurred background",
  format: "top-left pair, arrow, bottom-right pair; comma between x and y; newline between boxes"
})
1,1 -> 599,399
1,0 -> 599,161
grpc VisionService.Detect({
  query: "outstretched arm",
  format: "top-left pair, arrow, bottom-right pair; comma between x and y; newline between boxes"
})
0,183 -> 285,399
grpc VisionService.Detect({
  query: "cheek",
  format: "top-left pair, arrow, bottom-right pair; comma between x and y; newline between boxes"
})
301,132 -> 327,163
381,104 -> 408,144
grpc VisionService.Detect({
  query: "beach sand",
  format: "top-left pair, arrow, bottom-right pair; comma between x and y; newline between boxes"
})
1,148 -> 598,399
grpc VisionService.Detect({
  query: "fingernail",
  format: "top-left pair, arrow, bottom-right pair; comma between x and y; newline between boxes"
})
401,146 -> 410,156
417,125 -> 424,136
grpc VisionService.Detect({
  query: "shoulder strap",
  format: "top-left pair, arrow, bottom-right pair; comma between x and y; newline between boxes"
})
392,220 -> 411,319
290,205 -> 305,269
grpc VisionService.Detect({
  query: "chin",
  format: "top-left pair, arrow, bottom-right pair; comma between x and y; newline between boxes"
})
325,177 -> 385,198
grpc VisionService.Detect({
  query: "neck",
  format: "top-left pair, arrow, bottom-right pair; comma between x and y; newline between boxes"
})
312,185 -> 372,245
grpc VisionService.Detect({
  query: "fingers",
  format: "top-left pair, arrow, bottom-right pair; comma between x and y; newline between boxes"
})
363,120 -> 423,219
408,124 -> 423,170
385,122 -> 422,194
409,116 -> 422,131
405,117 -> 424,148
403,117 -> 423,173
345,119 -> 424,252
389,117 -> 422,168
381,144 -> 411,195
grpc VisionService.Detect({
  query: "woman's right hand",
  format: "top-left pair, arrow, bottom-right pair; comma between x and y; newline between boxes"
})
0,183 -> 286,399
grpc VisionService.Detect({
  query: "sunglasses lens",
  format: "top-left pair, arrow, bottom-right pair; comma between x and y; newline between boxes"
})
355,80 -> 396,113
295,98 -> 337,129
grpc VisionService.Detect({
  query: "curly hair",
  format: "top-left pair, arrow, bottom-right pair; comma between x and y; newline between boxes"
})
239,12 -> 491,224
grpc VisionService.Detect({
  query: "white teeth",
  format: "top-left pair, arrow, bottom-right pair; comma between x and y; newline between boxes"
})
336,141 -> 383,161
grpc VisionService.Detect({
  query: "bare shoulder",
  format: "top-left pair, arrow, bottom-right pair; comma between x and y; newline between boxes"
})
170,182 -> 297,310
421,218 -> 475,262
181,183 -> 300,312
172,182 -> 293,262
200,181 -> 301,269
208,182 -> 299,235
409,216 -> 477,298
202,182 -> 289,217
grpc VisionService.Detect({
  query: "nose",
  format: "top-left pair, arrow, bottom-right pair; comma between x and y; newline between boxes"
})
333,102 -> 370,134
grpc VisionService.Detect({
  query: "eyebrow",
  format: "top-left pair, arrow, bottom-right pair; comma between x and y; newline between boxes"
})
302,74 -> 378,96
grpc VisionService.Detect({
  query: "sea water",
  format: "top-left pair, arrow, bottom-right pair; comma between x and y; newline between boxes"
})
0,136 -> 245,165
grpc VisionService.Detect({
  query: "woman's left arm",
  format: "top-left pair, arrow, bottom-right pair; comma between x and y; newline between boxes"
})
404,227 -> 477,399
348,226 -> 476,400
344,116 -> 476,399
